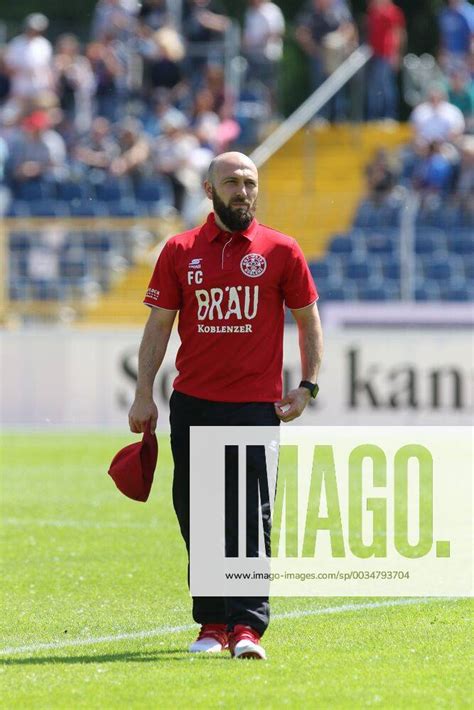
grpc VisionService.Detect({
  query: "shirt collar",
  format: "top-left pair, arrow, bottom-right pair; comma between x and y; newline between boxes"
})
201,212 -> 258,243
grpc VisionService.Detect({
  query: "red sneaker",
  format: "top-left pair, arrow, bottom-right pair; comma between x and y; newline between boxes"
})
189,624 -> 229,653
228,624 -> 267,660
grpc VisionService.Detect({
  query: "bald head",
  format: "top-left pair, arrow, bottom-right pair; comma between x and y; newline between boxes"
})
205,151 -> 258,232
207,151 -> 258,185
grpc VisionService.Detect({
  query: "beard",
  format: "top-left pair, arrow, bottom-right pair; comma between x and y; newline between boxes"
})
212,188 -> 256,232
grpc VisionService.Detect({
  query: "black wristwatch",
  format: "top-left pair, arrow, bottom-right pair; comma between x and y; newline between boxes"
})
299,380 -> 319,398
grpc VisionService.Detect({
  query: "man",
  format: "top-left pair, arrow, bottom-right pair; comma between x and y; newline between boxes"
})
366,0 -> 406,121
243,0 -> 286,109
128,152 -> 323,660
410,84 -> 465,145
437,0 -> 474,75
294,0 -> 357,121
4,14 -> 54,111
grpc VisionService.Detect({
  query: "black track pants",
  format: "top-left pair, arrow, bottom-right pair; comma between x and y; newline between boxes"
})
169,389 -> 280,636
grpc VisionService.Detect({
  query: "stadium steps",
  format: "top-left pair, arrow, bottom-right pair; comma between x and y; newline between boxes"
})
81,217 -> 181,326
83,263 -> 154,325
257,122 -> 412,258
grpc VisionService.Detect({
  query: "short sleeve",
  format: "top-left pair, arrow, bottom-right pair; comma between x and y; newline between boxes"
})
281,240 -> 318,309
143,240 -> 182,310
394,6 -> 405,28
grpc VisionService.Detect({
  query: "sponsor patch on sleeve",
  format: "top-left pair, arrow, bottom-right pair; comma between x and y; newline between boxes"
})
145,288 -> 160,301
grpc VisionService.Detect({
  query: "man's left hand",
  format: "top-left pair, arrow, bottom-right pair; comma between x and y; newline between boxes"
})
274,387 -> 311,423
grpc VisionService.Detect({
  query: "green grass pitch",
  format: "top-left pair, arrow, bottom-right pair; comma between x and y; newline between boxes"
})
1,433 -> 472,709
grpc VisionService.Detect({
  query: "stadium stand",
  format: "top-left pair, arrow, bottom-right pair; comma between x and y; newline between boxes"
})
1,2 -> 473,326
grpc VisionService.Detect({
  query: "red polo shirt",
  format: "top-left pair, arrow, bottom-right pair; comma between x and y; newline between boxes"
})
144,213 -> 318,402
367,2 -> 405,62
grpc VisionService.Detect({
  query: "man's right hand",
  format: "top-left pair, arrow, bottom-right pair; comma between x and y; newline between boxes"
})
128,396 -> 158,434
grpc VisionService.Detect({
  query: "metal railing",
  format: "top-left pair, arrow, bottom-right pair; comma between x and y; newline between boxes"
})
250,44 -> 373,168
399,192 -> 420,302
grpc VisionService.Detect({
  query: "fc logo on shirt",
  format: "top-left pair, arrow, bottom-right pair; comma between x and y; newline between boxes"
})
240,253 -> 267,278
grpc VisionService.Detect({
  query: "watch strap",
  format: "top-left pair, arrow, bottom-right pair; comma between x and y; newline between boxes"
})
299,380 -> 319,398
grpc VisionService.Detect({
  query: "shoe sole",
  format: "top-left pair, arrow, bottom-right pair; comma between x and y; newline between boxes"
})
233,650 -> 266,660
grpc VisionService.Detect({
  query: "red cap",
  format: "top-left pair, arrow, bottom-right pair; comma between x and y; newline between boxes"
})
108,422 -> 158,502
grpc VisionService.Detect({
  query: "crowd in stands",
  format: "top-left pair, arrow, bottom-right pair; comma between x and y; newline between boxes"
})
0,1 -> 287,222
0,0 -> 473,308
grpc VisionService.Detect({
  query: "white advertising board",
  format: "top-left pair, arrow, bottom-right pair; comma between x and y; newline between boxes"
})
1,325 -> 472,429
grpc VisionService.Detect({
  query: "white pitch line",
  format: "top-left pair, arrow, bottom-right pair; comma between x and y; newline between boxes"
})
0,597 -> 452,657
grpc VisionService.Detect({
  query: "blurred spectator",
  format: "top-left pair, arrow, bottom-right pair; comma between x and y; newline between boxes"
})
366,0 -> 406,121
86,34 -> 128,121
203,63 -> 228,113
0,51 -> 11,104
437,0 -> 474,75
148,27 -> 186,95
110,118 -> 151,183
189,86 -> 240,151
242,0 -> 285,110
0,135 -> 10,215
53,34 -> 95,133
182,0 -> 231,80
91,0 -> 138,41
74,116 -> 120,175
8,110 -> 67,189
412,141 -> 456,194
153,112 -> 208,214
365,148 -> 398,200
143,88 -> 188,136
294,0 -> 357,121
183,0 -> 230,43
446,70 -> 474,130
456,134 -> 474,198
138,0 -> 170,30
4,14 -> 54,114
410,85 -> 465,144
190,87 -> 220,147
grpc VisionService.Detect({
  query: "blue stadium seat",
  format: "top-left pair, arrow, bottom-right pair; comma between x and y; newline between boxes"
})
309,259 -> 333,279
9,277 -> 30,301
106,198 -> 143,217
7,201 -> 31,217
464,258 -> 474,282
30,279 -> 61,300
415,283 -> 441,301
83,231 -> 112,252
69,200 -> 108,217
309,261 -> 329,279
354,200 -> 401,229
29,200 -> 71,217
56,181 -> 91,201
441,285 -> 473,302
449,232 -> 474,256
134,176 -> 173,205
381,257 -> 400,281
59,254 -> 88,281
316,277 -> 356,301
15,179 -> 55,201
345,259 -> 373,282
319,286 -> 349,301
328,235 -> 353,257
365,230 -> 397,256
358,283 -> 399,301
424,259 -> 453,283
9,231 -> 32,252
439,204 -> 464,229
94,177 -> 131,202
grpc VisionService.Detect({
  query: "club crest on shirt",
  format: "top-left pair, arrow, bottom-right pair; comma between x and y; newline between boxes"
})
240,253 -> 267,278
